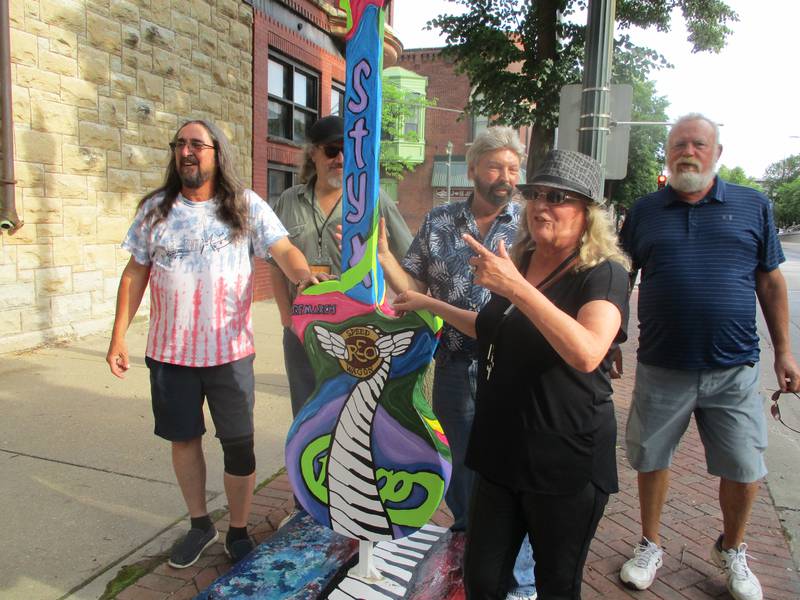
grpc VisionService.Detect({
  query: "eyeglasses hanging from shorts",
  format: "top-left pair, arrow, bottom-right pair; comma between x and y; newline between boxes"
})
770,390 -> 800,434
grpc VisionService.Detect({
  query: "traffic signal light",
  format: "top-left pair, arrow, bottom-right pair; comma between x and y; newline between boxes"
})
657,174 -> 667,190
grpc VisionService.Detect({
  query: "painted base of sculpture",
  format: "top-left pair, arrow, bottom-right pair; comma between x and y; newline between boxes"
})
196,512 -> 466,599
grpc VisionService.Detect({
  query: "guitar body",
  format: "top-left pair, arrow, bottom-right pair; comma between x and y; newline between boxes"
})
284,0 -> 450,542
287,293 -> 449,540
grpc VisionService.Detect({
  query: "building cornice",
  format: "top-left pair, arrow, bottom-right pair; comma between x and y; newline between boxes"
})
257,0 -> 402,66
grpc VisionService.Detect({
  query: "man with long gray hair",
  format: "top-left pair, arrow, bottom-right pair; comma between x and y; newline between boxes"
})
106,120 -> 317,569
619,113 -> 800,600
378,125 -> 537,600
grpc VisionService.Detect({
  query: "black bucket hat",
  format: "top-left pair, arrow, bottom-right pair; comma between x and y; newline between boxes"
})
518,150 -> 603,204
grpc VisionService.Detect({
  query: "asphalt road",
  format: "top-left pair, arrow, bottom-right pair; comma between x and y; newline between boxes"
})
782,241 -> 800,332
762,240 -> 800,568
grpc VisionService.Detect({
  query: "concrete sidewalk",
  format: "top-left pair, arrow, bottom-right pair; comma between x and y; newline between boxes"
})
0,300 -> 294,599
2,296 -> 799,599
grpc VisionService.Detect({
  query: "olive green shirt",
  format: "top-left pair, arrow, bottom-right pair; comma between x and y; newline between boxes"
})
270,179 -> 412,296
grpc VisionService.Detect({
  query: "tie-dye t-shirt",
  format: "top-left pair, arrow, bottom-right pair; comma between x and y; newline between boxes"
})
122,190 -> 288,367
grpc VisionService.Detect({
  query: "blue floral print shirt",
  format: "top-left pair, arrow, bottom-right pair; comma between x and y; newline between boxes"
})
401,196 -> 522,355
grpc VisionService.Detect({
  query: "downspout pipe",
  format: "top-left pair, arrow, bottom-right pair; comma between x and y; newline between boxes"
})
1,0 -> 22,233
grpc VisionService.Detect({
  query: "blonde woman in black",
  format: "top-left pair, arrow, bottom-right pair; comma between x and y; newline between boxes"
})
394,150 -> 630,599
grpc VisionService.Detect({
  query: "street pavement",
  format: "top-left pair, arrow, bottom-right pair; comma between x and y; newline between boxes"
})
2,282 -> 800,598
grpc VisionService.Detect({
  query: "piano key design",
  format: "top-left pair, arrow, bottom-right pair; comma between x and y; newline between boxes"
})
328,524 -> 449,599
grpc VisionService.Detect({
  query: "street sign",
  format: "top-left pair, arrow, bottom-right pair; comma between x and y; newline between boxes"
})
557,84 -> 633,180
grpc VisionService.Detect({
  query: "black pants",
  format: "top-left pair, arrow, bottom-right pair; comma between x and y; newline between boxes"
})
464,475 -> 608,600
282,326 -> 315,418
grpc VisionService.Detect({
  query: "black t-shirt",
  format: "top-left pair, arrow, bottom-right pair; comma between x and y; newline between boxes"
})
466,259 -> 630,495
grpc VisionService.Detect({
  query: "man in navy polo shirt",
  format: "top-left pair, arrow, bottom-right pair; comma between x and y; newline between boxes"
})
618,113 -> 800,600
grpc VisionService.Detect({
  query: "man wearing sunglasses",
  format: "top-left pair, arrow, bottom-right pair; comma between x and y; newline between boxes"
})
106,120 -> 318,569
619,113 -> 800,600
268,115 -> 412,421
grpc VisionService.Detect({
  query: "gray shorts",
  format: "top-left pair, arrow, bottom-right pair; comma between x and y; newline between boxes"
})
625,362 -> 768,483
146,354 -> 255,442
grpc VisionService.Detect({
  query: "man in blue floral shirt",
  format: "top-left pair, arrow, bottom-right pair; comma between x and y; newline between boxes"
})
379,126 -> 536,600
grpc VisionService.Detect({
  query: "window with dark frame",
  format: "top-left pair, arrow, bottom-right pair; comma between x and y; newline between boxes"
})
384,0 -> 393,25
268,55 -> 319,144
404,92 -> 422,137
268,165 -> 297,205
470,91 -> 489,141
331,83 -> 345,117
472,113 -> 489,141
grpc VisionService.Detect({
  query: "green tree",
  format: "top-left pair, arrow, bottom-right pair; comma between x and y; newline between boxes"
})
610,77 -> 668,208
763,154 -> 800,200
429,0 -> 738,172
380,78 -> 434,179
773,178 -> 800,227
717,165 -> 764,192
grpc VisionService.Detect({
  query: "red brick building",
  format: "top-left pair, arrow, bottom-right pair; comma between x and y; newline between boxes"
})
248,8 -> 526,298
249,0 -> 400,299
395,48 -> 530,233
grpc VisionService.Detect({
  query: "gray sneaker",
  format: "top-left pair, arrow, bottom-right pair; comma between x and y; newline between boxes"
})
620,537 -> 663,590
225,536 -> 254,564
710,536 -> 763,600
168,527 -> 218,569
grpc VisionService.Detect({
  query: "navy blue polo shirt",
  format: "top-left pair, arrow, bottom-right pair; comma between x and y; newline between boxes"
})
620,177 -> 784,370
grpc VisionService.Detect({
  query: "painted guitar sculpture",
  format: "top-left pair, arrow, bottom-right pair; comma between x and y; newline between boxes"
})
284,0 -> 451,542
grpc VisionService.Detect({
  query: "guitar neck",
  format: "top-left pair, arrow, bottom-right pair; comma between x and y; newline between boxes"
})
340,0 -> 386,308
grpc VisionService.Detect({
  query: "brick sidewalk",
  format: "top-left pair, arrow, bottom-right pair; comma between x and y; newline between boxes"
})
115,315 -> 800,599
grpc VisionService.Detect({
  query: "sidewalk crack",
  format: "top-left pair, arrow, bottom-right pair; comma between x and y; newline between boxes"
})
0,447 -> 178,486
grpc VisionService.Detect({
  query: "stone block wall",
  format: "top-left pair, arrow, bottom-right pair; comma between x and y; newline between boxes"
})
2,0 -> 254,352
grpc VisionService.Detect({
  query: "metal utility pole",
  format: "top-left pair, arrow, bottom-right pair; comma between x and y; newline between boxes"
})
578,0 -> 616,194
446,141 -> 453,204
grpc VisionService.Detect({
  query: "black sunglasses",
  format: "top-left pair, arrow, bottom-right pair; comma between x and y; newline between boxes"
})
770,390 -> 800,434
320,144 -> 343,158
523,188 -> 583,204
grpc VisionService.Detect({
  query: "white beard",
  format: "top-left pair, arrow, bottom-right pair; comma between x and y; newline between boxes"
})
669,169 -> 716,194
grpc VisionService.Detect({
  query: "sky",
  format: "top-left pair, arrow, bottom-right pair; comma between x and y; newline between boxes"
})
392,0 -> 800,179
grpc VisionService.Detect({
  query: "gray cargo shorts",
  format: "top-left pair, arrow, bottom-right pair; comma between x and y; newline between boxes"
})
625,362 -> 768,483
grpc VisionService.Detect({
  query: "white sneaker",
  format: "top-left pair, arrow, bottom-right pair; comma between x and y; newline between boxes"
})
505,593 -> 536,600
710,536 -> 763,600
620,537 -> 663,590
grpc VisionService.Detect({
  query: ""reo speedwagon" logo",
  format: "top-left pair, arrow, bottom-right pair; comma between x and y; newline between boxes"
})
338,325 -> 382,378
